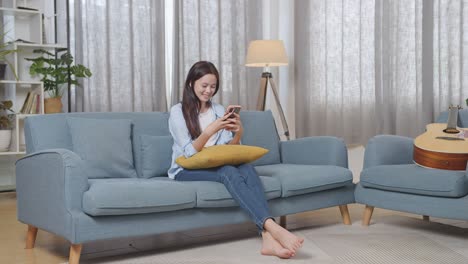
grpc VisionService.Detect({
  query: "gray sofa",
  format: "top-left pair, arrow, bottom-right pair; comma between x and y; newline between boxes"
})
16,110 -> 355,264
355,110 -> 468,225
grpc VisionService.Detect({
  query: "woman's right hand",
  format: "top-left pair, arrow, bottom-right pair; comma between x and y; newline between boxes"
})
203,112 -> 235,137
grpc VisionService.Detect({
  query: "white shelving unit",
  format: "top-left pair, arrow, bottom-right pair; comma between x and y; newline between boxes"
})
0,80 -> 43,154
0,0 -> 61,189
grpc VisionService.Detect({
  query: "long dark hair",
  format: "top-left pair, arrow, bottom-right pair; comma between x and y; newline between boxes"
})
182,61 -> 220,139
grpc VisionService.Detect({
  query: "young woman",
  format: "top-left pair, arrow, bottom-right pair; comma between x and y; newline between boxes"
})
168,61 -> 303,258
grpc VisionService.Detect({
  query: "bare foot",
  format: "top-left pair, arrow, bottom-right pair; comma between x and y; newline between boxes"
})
264,219 -> 304,253
261,231 -> 294,259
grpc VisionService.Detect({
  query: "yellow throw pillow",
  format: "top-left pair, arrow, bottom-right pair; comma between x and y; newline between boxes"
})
176,145 -> 269,169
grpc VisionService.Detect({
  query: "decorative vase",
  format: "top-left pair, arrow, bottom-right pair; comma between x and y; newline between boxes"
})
44,97 -> 63,114
0,129 -> 12,152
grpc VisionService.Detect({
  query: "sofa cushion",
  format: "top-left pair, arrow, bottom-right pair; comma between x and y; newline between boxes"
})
255,164 -> 353,198
179,176 -> 281,208
176,145 -> 268,169
130,112 -> 170,177
240,111 -> 281,166
83,178 -> 196,216
140,135 -> 173,178
360,164 -> 468,198
67,117 -> 137,178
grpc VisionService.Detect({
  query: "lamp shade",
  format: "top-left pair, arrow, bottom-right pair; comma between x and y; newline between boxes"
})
245,40 -> 288,67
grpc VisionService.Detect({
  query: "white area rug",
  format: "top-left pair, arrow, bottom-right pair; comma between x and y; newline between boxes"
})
78,215 -> 468,264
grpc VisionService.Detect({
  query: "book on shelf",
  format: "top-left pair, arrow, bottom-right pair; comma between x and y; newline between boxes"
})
35,94 -> 41,114
20,91 -> 41,114
24,91 -> 33,113
19,92 -> 31,114
29,95 -> 37,114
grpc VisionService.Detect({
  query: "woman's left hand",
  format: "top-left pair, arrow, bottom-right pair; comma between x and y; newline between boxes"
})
225,112 -> 243,134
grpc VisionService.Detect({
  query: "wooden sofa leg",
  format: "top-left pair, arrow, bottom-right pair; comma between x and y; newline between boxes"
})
69,244 -> 82,264
25,225 -> 38,249
339,205 -> 352,225
362,205 -> 374,226
279,216 -> 287,228
423,215 -> 430,221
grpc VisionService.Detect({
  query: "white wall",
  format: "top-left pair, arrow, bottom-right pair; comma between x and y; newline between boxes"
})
348,145 -> 365,183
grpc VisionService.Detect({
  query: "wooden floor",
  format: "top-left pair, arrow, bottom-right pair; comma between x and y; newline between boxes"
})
3,190 -> 468,264
0,192 -> 69,263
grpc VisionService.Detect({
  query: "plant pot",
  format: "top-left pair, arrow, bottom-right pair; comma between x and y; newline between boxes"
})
44,97 -> 63,114
0,129 -> 12,152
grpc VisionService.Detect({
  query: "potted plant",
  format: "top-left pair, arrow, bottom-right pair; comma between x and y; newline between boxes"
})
25,48 -> 92,113
0,100 -> 15,151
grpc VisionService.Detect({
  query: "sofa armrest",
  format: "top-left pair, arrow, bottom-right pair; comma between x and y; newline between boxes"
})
363,135 -> 414,169
16,148 -> 89,241
280,136 -> 348,168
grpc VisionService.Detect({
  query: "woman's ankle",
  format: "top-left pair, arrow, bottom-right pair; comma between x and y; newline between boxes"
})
263,218 -> 280,232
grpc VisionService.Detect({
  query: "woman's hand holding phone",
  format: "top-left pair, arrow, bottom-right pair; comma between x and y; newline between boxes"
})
226,105 -> 241,118
224,105 -> 242,132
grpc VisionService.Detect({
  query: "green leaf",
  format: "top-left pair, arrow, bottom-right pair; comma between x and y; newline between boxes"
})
25,49 -> 92,97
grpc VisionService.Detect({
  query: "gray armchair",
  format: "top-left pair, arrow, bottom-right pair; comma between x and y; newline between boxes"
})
355,110 -> 468,225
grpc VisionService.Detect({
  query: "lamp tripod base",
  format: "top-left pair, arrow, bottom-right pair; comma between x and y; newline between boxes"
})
256,72 -> 290,140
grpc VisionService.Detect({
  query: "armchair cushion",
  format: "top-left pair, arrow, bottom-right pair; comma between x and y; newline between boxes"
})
67,117 -> 137,178
363,135 -> 414,169
360,164 -> 468,198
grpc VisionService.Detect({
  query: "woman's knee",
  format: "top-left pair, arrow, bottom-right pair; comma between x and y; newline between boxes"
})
238,163 -> 255,170
238,163 -> 258,176
218,165 -> 239,179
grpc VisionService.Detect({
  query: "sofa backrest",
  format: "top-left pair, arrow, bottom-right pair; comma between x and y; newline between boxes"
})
436,109 -> 468,127
25,112 -> 170,178
24,110 -> 281,177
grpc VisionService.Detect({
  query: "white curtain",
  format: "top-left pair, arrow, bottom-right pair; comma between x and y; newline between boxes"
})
433,0 -> 468,116
295,0 -> 377,144
295,0 -> 467,144
375,0 -> 427,138
170,0 -> 263,109
70,0 -> 167,112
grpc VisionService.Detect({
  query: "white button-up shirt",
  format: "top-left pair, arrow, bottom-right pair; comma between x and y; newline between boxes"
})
167,102 -> 233,179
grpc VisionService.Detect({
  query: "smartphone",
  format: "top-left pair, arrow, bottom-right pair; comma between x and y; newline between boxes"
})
226,105 -> 241,118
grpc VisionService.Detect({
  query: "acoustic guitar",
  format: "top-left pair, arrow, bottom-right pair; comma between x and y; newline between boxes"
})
414,115 -> 468,171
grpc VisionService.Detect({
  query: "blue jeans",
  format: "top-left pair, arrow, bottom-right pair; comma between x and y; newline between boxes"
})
175,164 -> 273,231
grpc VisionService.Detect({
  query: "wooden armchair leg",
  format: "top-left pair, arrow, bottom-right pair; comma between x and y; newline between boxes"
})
279,216 -> 287,228
362,205 -> 374,226
69,244 -> 82,264
339,205 -> 352,225
25,225 -> 38,249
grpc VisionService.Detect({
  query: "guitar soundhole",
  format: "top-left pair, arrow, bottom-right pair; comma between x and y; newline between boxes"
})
443,128 -> 460,134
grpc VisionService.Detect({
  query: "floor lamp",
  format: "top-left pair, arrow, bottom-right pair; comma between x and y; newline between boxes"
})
245,40 -> 290,140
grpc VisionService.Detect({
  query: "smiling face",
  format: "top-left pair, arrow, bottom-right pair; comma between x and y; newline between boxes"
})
193,73 -> 218,104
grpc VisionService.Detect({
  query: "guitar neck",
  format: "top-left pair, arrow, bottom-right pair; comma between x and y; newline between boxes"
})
447,106 -> 461,129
